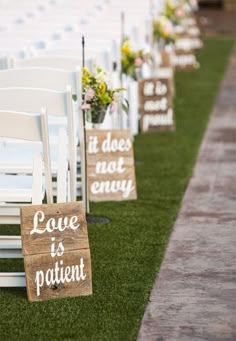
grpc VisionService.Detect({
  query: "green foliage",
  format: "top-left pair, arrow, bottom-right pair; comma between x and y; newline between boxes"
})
0,36 -> 234,341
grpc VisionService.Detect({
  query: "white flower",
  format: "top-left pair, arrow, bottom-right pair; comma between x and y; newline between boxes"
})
95,70 -> 107,83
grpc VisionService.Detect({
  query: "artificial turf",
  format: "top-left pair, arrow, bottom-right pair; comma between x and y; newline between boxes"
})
0,36 -> 234,341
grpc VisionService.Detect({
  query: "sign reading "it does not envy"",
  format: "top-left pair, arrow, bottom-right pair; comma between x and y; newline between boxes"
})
86,129 -> 137,202
20,202 -> 92,302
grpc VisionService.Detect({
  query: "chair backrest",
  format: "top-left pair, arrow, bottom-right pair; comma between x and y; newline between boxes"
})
0,86 -> 71,117
0,87 -> 77,201
9,56 -> 83,71
0,109 -> 53,203
0,66 -> 82,136
0,67 -> 82,143
25,47 -> 111,72
0,67 -> 79,94
0,67 -> 85,204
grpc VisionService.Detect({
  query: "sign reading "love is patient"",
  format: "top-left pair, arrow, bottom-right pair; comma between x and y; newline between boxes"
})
20,202 -> 92,301
86,129 -> 137,202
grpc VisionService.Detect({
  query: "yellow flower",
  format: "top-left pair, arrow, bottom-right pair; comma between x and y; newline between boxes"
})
82,67 -> 91,86
82,67 -> 90,74
167,0 -> 175,10
121,43 -> 131,55
96,82 -> 107,96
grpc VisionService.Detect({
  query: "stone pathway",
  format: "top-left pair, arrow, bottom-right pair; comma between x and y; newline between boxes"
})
137,46 -> 236,341
196,9 -> 236,36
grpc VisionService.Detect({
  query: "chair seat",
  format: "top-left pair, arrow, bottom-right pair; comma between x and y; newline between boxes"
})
0,272 -> 26,287
0,174 -> 45,202
0,141 -> 60,174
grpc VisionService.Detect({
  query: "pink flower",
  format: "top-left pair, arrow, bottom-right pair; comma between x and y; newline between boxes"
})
110,101 -> 118,113
81,103 -> 91,110
85,88 -> 95,100
175,7 -> 185,18
163,24 -> 172,35
134,57 -> 143,67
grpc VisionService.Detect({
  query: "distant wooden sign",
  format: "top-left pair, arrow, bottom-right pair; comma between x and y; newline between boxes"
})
158,51 -> 175,98
20,202 -> 92,302
86,129 -> 137,202
173,49 -> 199,71
175,37 -> 203,51
160,51 -> 172,69
139,78 -> 175,132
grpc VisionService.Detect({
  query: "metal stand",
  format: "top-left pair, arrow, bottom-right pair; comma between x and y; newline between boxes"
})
82,36 -> 90,213
86,214 -> 110,225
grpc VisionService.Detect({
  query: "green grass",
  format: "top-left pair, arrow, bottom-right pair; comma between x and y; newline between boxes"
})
0,36 -> 234,341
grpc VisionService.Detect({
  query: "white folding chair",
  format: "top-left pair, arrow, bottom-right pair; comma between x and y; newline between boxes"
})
0,109 -> 53,212
0,66 -> 87,208
0,109 -> 54,288
0,86 -> 76,201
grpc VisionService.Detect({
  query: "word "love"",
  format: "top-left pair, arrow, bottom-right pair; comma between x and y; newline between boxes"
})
30,210 -> 80,235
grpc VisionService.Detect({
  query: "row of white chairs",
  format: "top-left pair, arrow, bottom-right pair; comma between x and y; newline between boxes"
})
0,54 -> 88,286
0,0 -> 174,287
0,56 -> 173,287
0,0 -> 153,65
0,50 -> 144,287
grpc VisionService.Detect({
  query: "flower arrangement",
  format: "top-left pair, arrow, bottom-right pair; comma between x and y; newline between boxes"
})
82,66 -> 129,123
121,37 -> 152,81
165,0 -> 187,25
184,0 -> 198,12
153,15 -> 176,47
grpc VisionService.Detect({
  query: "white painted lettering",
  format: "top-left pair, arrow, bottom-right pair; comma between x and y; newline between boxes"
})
88,135 -> 99,154
95,157 -> 125,174
30,211 -> 80,235
35,270 -> 44,297
144,98 -> 168,112
90,179 -> 134,198
101,132 -> 131,153
143,109 -> 173,131
155,81 -> 167,96
143,82 -> 154,96
34,257 -> 87,297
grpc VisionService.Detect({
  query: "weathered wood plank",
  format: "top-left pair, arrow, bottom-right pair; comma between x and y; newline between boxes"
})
24,249 -> 92,301
173,49 -> 199,70
21,202 -> 89,256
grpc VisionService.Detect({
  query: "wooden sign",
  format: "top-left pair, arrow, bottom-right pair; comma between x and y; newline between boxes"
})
139,78 -> 175,132
175,27 -> 203,51
160,51 -> 172,68
86,129 -> 137,202
173,49 -> 199,71
175,37 -> 203,51
20,202 -> 92,301
159,51 -> 175,97
188,26 -> 201,38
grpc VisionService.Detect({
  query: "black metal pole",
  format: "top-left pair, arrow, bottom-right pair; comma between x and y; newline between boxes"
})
82,35 -> 89,213
120,11 -> 125,129
82,36 -> 85,69
120,11 -> 125,78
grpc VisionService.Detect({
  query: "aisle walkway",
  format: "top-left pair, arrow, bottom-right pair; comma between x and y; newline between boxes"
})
138,46 -> 236,341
